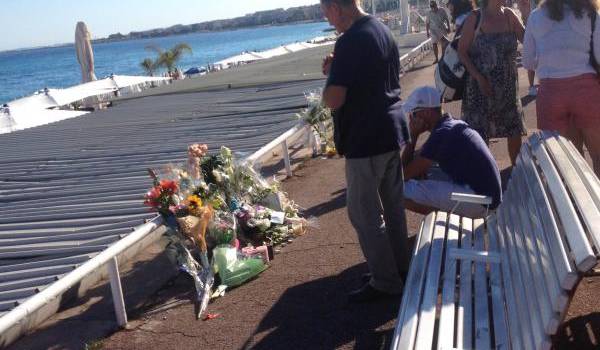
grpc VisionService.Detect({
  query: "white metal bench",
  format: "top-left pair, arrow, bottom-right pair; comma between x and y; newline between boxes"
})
391,132 -> 600,350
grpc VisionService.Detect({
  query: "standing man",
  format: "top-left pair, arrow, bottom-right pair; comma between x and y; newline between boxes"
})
426,0 -> 451,63
321,0 -> 411,302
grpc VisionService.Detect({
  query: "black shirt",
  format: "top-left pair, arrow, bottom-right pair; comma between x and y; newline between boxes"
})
327,15 -> 408,158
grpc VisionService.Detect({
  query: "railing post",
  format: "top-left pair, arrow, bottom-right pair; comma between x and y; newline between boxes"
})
281,140 -> 292,177
107,257 -> 128,327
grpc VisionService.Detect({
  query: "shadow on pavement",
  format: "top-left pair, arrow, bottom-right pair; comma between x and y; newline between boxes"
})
7,247 -> 176,350
303,189 -> 347,218
553,312 -> 600,349
521,94 -> 536,108
241,264 -> 402,350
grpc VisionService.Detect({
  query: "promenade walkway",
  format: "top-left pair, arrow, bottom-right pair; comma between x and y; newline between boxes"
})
8,40 -> 598,350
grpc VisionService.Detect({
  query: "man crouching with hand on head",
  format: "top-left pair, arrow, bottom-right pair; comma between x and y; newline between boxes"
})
320,0 -> 411,303
402,87 -> 502,218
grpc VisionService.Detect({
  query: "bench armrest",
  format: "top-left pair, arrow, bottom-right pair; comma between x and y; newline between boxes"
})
450,192 -> 493,206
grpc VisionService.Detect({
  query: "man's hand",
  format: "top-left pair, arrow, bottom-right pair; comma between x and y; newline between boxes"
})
409,115 -> 427,141
322,53 -> 334,76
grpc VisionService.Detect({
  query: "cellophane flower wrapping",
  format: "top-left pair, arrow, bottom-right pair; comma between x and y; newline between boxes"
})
297,89 -> 336,156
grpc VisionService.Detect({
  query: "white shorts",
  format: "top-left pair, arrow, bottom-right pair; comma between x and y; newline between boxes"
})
404,179 -> 488,218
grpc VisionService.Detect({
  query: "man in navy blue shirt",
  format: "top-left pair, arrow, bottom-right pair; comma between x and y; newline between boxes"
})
402,87 -> 502,217
321,0 -> 410,303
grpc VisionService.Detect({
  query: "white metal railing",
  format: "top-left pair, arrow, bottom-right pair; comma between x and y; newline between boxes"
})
0,37 -> 435,349
400,38 -> 433,75
0,217 -> 164,346
246,121 -> 318,178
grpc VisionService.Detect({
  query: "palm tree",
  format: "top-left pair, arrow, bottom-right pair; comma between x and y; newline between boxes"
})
146,43 -> 192,74
140,58 -> 156,76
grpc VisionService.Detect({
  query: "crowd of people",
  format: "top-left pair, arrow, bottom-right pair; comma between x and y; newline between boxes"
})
319,0 -> 599,302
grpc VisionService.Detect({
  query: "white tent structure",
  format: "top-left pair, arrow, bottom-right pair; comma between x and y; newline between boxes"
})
75,22 -> 97,83
0,75 -> 171,134
1,108 -> 88,133
214,51 -> 266,68
259,46 -> 291,59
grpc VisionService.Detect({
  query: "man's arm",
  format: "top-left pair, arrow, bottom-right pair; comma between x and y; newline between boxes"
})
323,85 -> 347,110
402,116 -> 433,179
404,156 -> 433,180
401,139 -> 417,167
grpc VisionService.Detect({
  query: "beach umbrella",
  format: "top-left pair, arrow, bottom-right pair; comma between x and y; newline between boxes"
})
75,22 -> 97,83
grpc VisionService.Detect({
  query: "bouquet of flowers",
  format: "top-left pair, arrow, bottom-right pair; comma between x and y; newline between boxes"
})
143,178 -> 179,216
297,89 -> 336,157
208,211 -> 237,246
143,142 -> 313,317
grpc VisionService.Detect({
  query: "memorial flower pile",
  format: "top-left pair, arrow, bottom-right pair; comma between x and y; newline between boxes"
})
143,143 -> 311,318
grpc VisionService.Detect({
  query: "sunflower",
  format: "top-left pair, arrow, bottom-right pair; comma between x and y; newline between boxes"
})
186,195 -> 202,209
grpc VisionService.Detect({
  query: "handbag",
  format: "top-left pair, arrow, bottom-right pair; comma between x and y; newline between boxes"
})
590,11 -> 600,75
435,10 -> 482,102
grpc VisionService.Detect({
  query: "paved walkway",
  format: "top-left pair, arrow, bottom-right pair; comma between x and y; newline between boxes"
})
10,51 -> 599,350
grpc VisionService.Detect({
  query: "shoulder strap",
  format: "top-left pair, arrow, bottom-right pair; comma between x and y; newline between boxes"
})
591,11 -> 597,66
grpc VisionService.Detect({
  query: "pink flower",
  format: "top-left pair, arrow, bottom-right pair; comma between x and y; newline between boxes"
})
188,143 -> 208,158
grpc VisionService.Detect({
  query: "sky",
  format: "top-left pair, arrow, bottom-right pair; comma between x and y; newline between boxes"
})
0,0 -> 321,51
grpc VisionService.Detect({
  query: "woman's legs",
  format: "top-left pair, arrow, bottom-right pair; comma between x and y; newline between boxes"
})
507,135 -> 522,166
565,122 -> 584,154
582,128 -> 600,176
571,75 -> 600,176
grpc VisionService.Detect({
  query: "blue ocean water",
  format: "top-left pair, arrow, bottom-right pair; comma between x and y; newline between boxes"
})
0,21 -> 330,104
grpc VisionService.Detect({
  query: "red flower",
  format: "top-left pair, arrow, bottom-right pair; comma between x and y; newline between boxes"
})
159,180 -> 178,194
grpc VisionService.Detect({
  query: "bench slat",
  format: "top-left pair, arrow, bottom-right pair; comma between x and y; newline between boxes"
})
512,162 -> 570,314
503,190 -> 552,350
437,214 -> 460,350
529,135 -> 596,271
497,208 -> 537,350
555,133 -> 600,212
393,213 -> 436,350
488,217 -> 518,350
520,146 -> 579,290
473,219 -> 491,350
415,212 -> 448,350
543,134 -> 600,253
508,176 -> 562,335
456,217 -> 473,350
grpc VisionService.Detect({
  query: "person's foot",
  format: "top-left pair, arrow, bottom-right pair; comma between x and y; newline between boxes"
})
528,86 -> 537,96
347,283 -> 400,303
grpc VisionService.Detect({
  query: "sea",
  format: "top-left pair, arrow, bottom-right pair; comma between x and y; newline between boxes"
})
0,21 -> 331,105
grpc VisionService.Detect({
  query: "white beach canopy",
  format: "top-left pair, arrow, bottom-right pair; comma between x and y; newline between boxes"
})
214,51 -> 265,68
75,22 -> 97,83
1,75 -> 170,134
0,105 -> 87,134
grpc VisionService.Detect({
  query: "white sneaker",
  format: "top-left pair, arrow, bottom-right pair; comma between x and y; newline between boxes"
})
528,86 -> 537,96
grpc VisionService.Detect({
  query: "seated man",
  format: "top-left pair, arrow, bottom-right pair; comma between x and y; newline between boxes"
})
401,86 -> 502,217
